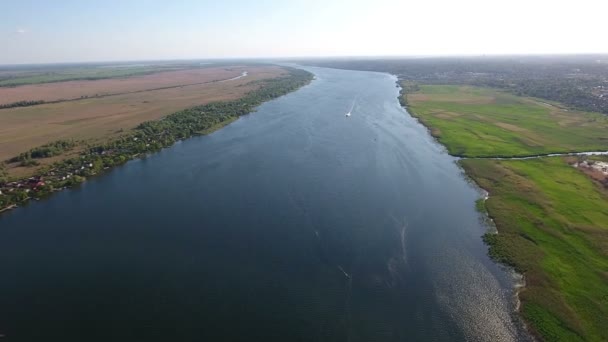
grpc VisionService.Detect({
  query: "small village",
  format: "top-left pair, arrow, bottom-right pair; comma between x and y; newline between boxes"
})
0,152 -> 111,212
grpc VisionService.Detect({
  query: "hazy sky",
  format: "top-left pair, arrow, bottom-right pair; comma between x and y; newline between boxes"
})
2,0 -> 607,64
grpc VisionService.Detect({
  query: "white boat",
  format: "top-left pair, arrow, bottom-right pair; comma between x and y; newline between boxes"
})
345,99 -> 355,117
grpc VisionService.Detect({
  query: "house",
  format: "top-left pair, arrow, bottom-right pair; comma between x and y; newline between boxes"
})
27,177 -> 45,189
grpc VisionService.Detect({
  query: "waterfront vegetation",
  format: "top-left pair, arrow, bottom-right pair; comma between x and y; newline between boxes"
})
463,158 -> 608,341
404,85 -> 608,341
0,67 -> 313,212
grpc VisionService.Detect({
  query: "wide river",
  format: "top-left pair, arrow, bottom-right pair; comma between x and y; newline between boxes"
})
0,66 -> 530,341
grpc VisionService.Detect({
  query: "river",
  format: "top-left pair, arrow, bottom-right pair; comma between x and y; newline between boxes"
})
0,66 -> 530,341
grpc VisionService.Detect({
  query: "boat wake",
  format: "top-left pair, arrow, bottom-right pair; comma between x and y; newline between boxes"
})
390,214 -> 409,266
345,98 -> 356,117
337,265 -> 351,279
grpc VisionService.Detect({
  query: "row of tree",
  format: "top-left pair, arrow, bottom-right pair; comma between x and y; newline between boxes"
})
0,100 -> 45,109
9,140 -> 77,163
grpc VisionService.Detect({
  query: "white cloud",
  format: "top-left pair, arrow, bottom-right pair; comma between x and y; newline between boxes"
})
15,28 -> 27,34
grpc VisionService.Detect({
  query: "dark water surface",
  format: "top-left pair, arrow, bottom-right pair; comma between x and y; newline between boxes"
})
0,67 -> 528,341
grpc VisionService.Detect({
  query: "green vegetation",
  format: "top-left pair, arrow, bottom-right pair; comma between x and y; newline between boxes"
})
406,85 -> 608,157
197,116 -> 238,135
462,158 -> 608,341
0,100 -> 45,109
474,198 -> 487,214
397,81 -> 419,107
9,140 -> 77,163
0,68 -> 313,210
0,164 -> 7,184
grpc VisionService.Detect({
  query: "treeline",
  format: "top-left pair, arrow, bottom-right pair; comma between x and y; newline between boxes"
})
303,56 -> 608,114
0,100 -> 45,109
0,165 -> 7,184
9,140 -> 76,165
0,67 -> 314,211
485,78 -> 606,113
398,81 -> 420,107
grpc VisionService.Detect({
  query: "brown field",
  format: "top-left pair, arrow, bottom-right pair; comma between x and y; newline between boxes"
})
0,66 -> 252,105
0,65 -> 285,162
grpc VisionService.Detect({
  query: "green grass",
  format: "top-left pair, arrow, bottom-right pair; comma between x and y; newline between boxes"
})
406,85 -> 608,157
475,198 -> 487,213
461,158 -> 608,341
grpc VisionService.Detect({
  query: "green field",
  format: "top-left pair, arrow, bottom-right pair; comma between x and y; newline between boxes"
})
406,85 -> 608,157
405,84 -> 608,341
462,158 -> 608,341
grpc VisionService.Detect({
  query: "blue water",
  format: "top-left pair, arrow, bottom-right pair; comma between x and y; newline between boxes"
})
0,66 -> 529,341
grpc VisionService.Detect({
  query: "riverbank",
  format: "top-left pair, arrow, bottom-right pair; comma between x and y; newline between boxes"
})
0,67 -> 314,214
401,83 -> 608,341
0,65 -> 287,163
461,151 -> 608,160
197,116 -> 239,135
0,204 -> 17,213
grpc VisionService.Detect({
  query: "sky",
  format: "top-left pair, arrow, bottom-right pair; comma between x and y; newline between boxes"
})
1,0 -> 607,64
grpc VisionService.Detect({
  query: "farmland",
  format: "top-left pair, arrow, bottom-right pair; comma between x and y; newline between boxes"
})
0,63 -> 189,87
0,65 -> 285,164
0,67 -> 250,105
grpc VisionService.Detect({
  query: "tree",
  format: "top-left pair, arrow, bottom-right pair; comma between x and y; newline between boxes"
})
0,164 -> 7,184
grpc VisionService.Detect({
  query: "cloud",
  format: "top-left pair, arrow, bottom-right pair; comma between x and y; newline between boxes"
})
15,28 -> 27,34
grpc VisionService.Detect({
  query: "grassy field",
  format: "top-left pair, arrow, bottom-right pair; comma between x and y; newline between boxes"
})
462,158 -> 608,341
0,65 -> 187,87
405,84 -> 608,341
406,85 -> 608,157
0,66 -> 285,177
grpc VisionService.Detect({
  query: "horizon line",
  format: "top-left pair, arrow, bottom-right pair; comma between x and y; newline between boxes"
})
2,52 -> 608,67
